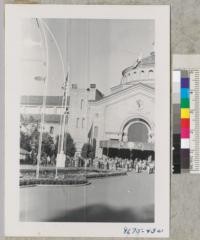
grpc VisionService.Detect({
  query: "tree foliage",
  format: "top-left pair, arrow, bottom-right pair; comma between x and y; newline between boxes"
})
81,142 -> 95,159
20,131 -> 32,152
42,132 -> 56,157
20,117 -> 76,164
20,125 -> 56,164
63,133 -> 76,157
55,133 -> 76,157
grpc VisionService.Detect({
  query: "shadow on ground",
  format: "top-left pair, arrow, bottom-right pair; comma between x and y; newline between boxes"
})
45,204 -> 154,222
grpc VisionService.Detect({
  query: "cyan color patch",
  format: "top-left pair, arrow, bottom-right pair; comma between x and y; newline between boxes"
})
181,88 -> 189,99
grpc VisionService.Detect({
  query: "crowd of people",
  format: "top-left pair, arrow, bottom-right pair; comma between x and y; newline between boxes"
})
21,144 -> 155,174
65,156 -> 155,174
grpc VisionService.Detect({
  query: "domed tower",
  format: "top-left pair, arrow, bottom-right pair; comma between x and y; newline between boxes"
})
110,51 -> 155,94
121,51 -> 155,85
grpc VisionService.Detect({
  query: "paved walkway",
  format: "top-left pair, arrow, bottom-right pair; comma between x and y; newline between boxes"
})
20,171 -> 154,222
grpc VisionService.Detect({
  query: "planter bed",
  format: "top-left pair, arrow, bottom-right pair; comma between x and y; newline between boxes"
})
20,169 -> 127,186
20,175 -> 87,186
20,167 -> 108,175
86,170 -> 127,179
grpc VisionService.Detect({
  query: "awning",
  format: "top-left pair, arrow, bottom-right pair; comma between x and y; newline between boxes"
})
99,140 -> 154,151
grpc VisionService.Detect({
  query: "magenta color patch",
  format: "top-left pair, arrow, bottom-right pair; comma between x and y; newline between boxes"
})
181,128 -> 190,138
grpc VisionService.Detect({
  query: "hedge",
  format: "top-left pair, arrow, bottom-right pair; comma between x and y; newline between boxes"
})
20,175 -> 87,186
20,168 -> 127,186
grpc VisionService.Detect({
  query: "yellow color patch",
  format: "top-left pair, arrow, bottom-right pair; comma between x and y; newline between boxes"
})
181,108 -> 190,118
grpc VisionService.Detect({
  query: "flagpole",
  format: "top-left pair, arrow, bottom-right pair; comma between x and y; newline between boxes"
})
60,73 -> 70,156
55,20 -> 71,174
55,74 -> 69,178
107,141 -> 109,158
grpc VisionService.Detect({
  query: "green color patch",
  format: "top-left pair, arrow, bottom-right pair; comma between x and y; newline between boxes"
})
181,98 -> 190,108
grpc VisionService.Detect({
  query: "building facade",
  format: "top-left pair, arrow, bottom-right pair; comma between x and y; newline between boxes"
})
20,52 -> 155,160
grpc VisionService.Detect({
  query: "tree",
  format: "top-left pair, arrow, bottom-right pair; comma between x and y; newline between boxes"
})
20,131 -> 32,152
41,132 -> 56,157
81,143 -> 95,159
20,123 -> 57,164
30,128 -> 40,151
55,133 -> 76,157
64,133 -> 76,157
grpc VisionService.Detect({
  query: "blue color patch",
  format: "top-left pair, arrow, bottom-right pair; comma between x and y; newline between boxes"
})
181,77 -> 189,88
181,88 -> 189,99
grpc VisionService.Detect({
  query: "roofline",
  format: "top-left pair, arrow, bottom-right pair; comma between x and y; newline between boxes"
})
89,82 -> 154,106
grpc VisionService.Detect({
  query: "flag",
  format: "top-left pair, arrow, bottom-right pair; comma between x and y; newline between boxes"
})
88,123 -> 93,144
62,73 -> 69,97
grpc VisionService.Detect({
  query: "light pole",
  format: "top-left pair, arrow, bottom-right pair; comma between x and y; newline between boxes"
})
41,19 -> 68,178
35,75 -> 46,179
35,19 -> 49,179
35,18 -> 67,178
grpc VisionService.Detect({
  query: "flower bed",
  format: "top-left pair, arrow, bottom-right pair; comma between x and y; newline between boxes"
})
20,174 -> 87,186
20,167 -> 115,178
20,167 -> 127,186
86,170 -> 127,179
20,166 -> 106,176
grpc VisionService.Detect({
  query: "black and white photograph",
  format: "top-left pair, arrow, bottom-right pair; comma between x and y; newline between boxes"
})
5,5 -> 170,237
20,17 -> 155,223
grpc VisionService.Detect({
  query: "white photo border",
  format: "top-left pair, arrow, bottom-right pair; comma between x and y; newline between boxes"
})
5,4 -> 170,238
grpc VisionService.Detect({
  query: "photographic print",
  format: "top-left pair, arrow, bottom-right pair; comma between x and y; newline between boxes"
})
5,5 -> 170,237
20,17 -> 155,223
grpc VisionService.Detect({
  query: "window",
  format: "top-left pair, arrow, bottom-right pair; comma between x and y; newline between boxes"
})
148,69 -> 154,79
94,126 -> 98,138
80,99 -> 84,110
54,107 -> 57,114
66,115 -> 69,124
76,118 -> 79,128
133,71 -> 137,80
82,118 -> 85,128
49,126 -> 54,134
67,96 -> 70,106
140,70 -> 145,78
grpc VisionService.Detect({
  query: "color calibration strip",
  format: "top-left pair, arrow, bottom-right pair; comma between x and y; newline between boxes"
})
173,69 -> 200,174
180,70 -> 190,171
190,69 -> 200,173
173,55 -> 200,174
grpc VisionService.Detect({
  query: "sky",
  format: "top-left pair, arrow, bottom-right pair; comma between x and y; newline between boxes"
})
20,18 -> 154,96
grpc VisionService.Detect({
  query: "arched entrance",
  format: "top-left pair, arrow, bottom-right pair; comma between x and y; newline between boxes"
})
119,118 -> 154,160
121,118 -> 152,143
101,117 -> 154,160
127,122 -> 149,143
